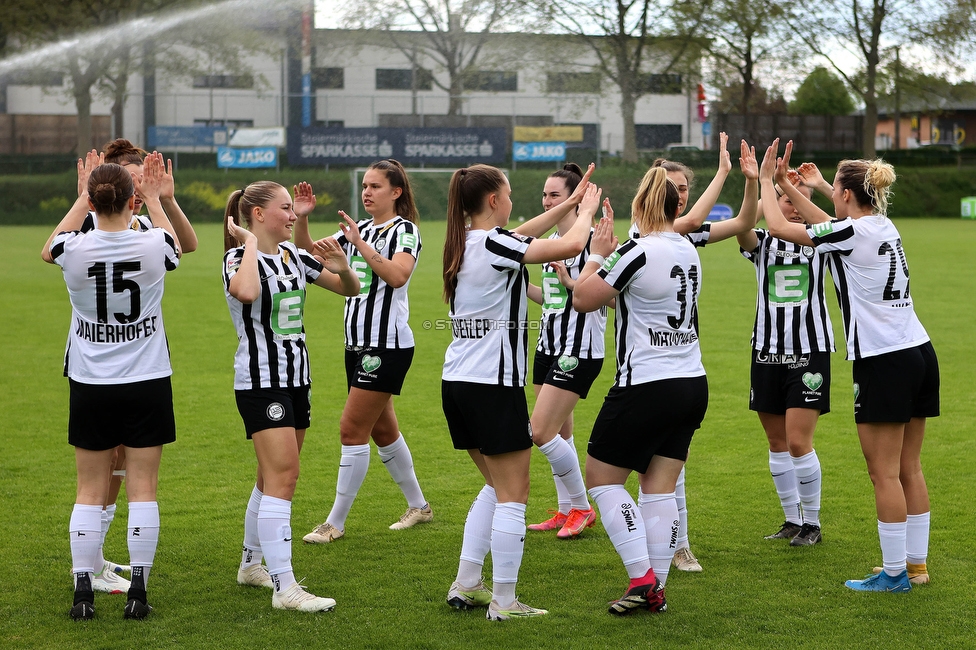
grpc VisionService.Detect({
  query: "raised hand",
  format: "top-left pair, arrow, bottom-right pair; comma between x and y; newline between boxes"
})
159,157 -> 176,200
797,162 -> 825,188
226,216 -> 255,247
602,197 -> 614,221
577,182 -> 603,218
293,181 -> 317,218
312,236 -> 349,274
739,140 -> 758,180
717,132 -> 732,175
774,140 -> 794,185
567,162 -> 596,205
136,152 -> 164,202
759,139 -> 780,184
591,213 -> 618,257
77,149 -> 103,197
338,210 -> 362,245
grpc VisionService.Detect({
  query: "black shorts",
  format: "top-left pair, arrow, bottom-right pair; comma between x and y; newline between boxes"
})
235,385 -> 312,438
68,377 -> 176,451
345,347 -> 414,394
588,376 -> 708,474
749,351 -> 831,415
533,352 -> 604,398
442,381 -> 533,456
852,341 -> 940,424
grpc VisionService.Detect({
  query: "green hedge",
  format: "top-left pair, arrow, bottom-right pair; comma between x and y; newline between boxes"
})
3,163 -> 975,225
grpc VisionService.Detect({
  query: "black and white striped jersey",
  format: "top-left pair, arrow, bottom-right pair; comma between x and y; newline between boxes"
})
599,233 -> 705,387
81,211 -> 153,233
223,242 -> 324,390
51,228 -> 179,384
443,227 -> 534,387
742,229 -> 835,355
333,216 -> 421,349
630,221 -> 711,247
536,230 -> 607,360
808,216 -> 928,359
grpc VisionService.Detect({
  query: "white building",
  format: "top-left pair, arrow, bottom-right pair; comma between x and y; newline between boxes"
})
0,26 -> 703,157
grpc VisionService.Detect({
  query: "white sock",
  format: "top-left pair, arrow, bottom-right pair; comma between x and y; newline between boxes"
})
639,492 -> 678,586
538,436 -> 588,510
70,504 -> 103,578
96,503 -> 118,571
327,443 -> 370,530
906,512 -> 930,565
674,467 -> 689,549
792,450 -> 822,526
769,450 -> 801,524
241,485 -> 263,568
377,434 -> 427,509
258,495 -> 296,592
590,485 -> 650,579
490,502 -> 526,609
457,485 -> 496,586
878,519 -> 907,577
127,501 -> 160,588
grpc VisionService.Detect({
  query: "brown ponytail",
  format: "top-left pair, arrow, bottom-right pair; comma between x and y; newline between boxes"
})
443,164 -> 507,302
223,181 -> 283,251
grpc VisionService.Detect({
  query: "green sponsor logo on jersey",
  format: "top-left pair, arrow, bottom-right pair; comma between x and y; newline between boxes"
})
603,251 -> 621,272
398,232 -> 418,249
811,221 -> 834,237
351,255 -> 373,295
767,264 -> 810,304
541,271 -> 568,310
802,372 -> 823,391
361,355 -> 382,373
557,355 -> 579,372
271,290 -> 305,336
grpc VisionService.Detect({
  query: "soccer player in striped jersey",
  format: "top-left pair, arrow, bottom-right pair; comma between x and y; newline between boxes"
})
295,160 -> 433,543
573,166 -> 709,615
760,139 -> 939,593
442,163 -> 601,620
524,162 -> 604,540
224,181 -> 359,612
625,136 -> 759,573
42,161 -> 181,621
738,163 -> 836,547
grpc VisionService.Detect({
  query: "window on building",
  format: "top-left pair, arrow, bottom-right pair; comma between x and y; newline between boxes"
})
375,68 -> 433,91
547,72 -> 601,94
192,75 -> 254,89
313,67 -> 344,90
464,71 -> 517,92
635,124 -> 683,149
641,74 -> 682,95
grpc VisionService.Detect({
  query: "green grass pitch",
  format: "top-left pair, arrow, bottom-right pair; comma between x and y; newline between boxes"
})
1,218 -> 974,648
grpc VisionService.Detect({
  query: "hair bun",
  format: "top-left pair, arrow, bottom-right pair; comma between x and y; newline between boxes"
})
866,160 -> 896,190
93,183 -> 117,203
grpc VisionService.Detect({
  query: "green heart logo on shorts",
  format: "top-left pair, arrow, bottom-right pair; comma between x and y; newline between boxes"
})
853,383 -> 860,399
557,355 -> 579,372
802,372 -> 823,391
361,355 -> 382,373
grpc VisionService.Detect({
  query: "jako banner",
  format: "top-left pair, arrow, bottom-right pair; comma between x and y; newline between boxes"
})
287,127 -> 507,166
217,147 -> 278,169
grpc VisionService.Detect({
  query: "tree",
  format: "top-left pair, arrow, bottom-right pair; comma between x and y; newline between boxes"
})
712,79 -> 788,115
788,66 -> 854,115
789,0 -> 976,157
542,0 -> 709,163
345,0 -> 528,117
702,0 -> 791,125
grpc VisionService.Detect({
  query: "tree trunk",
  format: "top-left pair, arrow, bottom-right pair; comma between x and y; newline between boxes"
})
447,73 -> 463,116
621,92 -> 638,164
74,85 -> 93,156
863,98 -> 878,158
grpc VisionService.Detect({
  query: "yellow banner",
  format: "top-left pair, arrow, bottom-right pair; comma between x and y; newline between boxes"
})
513,126 -> 584,142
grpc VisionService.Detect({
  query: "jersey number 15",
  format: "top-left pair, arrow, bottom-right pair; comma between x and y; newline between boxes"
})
88,262 -> 141,324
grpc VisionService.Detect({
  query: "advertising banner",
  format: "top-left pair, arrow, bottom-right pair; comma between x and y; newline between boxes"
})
287,127 -> 507,166
148,126 -> 228,148
229,127 -> 286,147
512,141 -> 566,162
216,147 -> 278,169
513,126 -> 583,142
